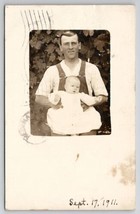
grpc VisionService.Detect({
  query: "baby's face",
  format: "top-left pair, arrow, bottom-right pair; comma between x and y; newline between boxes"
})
65,78 -> 80,94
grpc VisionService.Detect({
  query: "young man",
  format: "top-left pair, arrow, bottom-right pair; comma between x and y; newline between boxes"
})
35,31 -> 108,135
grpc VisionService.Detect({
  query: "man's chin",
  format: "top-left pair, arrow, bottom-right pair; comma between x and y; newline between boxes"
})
67,56 -> 77,60
66,53 -> 77,59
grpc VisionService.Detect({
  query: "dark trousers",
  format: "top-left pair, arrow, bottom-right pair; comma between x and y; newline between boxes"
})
51,130 -> 97,136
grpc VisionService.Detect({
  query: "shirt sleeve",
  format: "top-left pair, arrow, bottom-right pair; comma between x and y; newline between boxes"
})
35,66 -> 55,96
88,63 -> 108,96
80,92 -> 98,106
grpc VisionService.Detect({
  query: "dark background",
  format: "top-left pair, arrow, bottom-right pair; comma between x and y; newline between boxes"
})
29,30 -> 111,135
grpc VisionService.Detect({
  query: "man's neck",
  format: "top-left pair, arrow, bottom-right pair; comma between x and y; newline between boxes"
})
64,58 -> 80,70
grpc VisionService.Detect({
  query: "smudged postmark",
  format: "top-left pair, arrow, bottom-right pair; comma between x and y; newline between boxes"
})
19,111 -> 46,144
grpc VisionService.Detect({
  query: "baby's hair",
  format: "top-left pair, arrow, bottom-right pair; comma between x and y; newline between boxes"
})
65,76 -> 80,85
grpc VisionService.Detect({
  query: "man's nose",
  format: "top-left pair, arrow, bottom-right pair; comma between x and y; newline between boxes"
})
68,43 -> 73,49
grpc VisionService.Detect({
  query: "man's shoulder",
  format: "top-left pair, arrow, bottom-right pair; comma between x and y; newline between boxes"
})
85,61 -> 98,68
84,61 -> 99,73
47,61 -> 63,69
46,63 -> 60,73
47,64 -> 57,69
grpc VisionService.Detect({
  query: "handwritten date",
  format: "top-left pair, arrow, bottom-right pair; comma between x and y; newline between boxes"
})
69,198 -> 118,209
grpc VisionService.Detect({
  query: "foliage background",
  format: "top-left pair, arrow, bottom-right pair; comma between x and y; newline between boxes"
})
29,30 -> 111,135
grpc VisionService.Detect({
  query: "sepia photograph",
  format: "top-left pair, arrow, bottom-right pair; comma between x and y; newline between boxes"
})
29,30 -> 111,136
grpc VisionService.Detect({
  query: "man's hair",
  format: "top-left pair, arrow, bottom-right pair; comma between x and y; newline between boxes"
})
59,31 -> 79,45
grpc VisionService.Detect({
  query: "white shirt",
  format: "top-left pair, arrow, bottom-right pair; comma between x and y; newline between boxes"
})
36,59 -> 108,97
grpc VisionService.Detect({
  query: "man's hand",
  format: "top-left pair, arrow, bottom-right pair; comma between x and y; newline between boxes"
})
52,99 -> 63,109
94,95 -> 108,106
81,101 -> 89,112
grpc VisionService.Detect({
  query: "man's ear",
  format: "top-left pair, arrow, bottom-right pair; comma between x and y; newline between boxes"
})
78,42 -> 81,50
59,44 -> 63,53
64,83 -> 66,91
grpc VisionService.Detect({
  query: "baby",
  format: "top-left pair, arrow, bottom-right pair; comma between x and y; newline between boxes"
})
47,76 -> 102,135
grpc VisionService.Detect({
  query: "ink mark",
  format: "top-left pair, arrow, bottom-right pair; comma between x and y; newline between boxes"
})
37,10 -> 43,29
76,153 -> 79,161
42,10 -> 47,28
46,11 -> 52,29
29,10 -> 34,29
20,11 -> 27,47
33,10 -> 39,29
24,10 -> 30,31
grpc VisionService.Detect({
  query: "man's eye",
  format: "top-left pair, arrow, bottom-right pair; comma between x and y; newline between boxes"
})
63,43 -> 69,46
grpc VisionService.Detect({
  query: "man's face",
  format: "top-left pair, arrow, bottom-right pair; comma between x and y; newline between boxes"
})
60,34 -> 81,60
65,78 -> 80,94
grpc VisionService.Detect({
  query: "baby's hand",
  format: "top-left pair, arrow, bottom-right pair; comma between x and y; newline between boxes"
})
54,94 -> 61,104
51,93 -> 63,109
81,101 -> 89,112
52,98 -> 63,109
48,93 -> 61,106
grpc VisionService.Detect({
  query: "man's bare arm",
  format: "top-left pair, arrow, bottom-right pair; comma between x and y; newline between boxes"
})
81,95 -> 108,111
35,95 -> 52,107
35,95 -> 63,109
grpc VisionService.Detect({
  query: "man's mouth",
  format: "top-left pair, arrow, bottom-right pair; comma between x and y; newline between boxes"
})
68,51 -> 75,53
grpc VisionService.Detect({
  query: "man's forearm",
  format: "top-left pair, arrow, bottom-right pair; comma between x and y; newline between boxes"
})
35,95 -> 63,110
35,95 -> 53,108
81,93 -> 108,106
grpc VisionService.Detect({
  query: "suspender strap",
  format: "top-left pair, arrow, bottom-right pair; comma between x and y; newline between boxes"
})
79,60 -> 86,76
56,63 -> 66,91
78,61 -> 89,94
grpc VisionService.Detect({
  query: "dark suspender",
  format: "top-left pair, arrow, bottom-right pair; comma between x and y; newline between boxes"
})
78,61 -> 89,94
56,63 -> 66,91
56,61 -> 89,94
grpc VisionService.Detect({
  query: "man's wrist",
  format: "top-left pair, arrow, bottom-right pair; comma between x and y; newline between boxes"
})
94,95 -> 108,105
